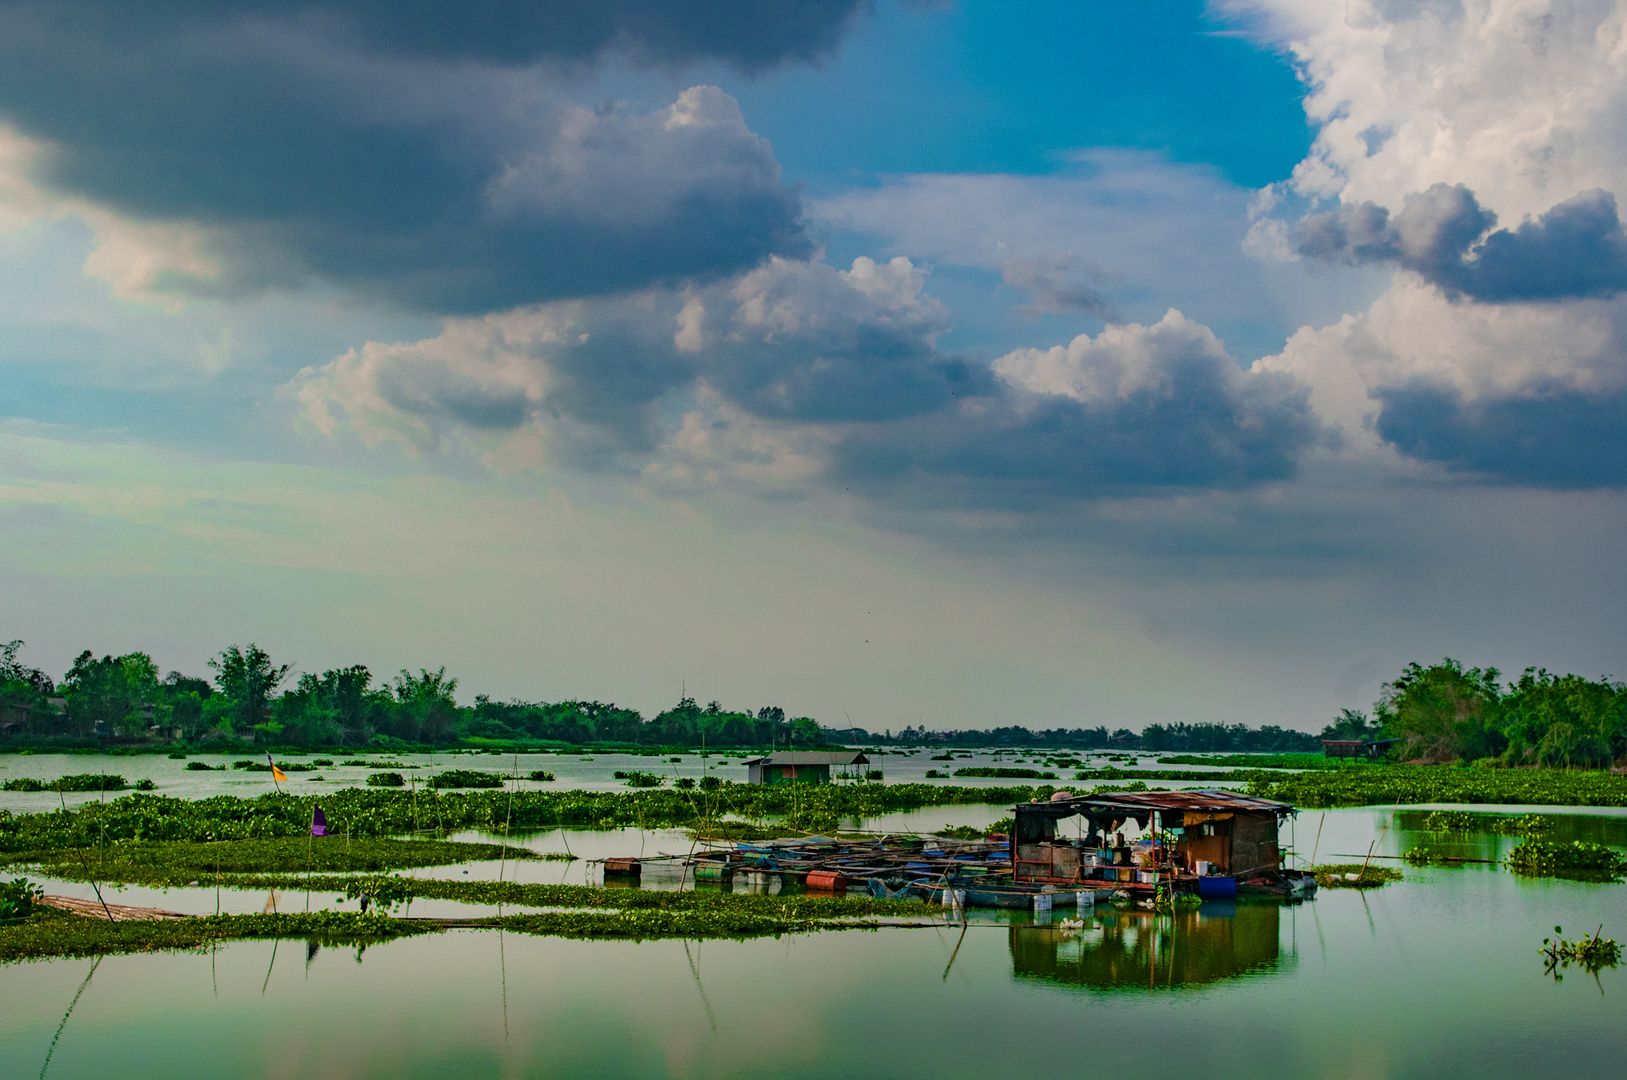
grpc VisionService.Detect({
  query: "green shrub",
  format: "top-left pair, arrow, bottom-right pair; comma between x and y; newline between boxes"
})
528,770 -> 556,782
365,772 -> 405,788
184,761 -> 217,771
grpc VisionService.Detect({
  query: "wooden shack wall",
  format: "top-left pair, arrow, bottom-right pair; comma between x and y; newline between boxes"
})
1228,813 -> 1280,875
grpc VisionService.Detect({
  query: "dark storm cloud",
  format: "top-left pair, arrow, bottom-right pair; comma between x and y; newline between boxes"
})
1373,380 -> 1627,487
1295,185 -> 1627,303
835,332 -> 1320,504
5,1 -> 870,70
0,2 -> 865,312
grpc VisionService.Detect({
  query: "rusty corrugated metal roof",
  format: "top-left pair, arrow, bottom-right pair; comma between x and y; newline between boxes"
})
1017,789 -> 1296,815
742,752 -> 869,766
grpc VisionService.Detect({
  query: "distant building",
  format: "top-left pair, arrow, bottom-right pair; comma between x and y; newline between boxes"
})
743,751 -> 869,785
1320,738 -> 1397,759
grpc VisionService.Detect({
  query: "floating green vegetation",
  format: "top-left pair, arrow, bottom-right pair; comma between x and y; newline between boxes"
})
426,770 -> 506,789
1402,845 -> 1460,866
924,770 -> 943,778
1310,863 -> 1404,888
0,907 -> 440,963
0,882 -> 942,962
528,770 -> 556,782
1250,766 -> 1627,808
1541,925 -> 1622,979
1494,814 -> 1553,836
1157,753 -> 1362,770
11,837 -> 536,886
184,761 -> 219,771
1417,810 -> 1553,836
1505,839 -> 1627,881
0,877 -> 42,920
954,768 -> 1056,779
341,760 -> 415,769
1422,810 -> 1480,832
365,772 -> 405,787
935,825 -> 985,841
2,773 -> 128,792
1073,768 -> 1284,783
0,782 -> 1075,858
615,771 -> 664,788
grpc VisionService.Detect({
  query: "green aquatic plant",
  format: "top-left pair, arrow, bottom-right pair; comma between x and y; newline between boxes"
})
1422,810 -> 1480,832
1251,766 -> 1627,808
0,782 -> 1076,858
426,770 -> 506,789
12,837 -> 536,885
365,772 -> 405,787
1505,839 -> 1627,880
1493,814 -> 1553,836
935,825 -> 984,841
528,770 -> 556,782
1541,925 -> 1622,979
184,761 -> 218,771
0,879 -> 944,962
1309,863 -> 1403,887
1402,845 -> 1460,866
955,768 -> 1056,779
2,773 -> 129,792
0,877 -> 42,920
616,771 -> 664,788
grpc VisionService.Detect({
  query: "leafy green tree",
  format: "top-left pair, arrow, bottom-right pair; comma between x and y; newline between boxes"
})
1375,660 -> 1505,763
392,666 -> 459,742
62,650 -> 160,737
207,644 -> 292,738
1320,708 -> 1383,742
1499,670 -> 1627,768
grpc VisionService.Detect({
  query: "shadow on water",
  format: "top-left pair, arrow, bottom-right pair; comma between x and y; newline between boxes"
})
1009,901 -> 1288,992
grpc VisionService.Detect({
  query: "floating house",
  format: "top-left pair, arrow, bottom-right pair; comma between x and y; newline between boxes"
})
743,751 -> 869,785
1320,737 -> 1397,759
1012,790 -> 1301,890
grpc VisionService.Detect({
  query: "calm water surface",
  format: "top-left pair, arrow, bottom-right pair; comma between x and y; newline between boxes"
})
3,807 -> 1625,1078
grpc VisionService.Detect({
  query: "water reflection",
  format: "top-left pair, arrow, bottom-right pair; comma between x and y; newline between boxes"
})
1009,901 -> 1287,991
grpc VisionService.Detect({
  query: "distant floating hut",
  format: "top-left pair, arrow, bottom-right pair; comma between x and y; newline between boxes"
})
742,751 -> 869,785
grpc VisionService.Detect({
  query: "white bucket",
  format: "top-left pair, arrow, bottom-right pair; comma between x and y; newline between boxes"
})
1196,861 -> 1212,877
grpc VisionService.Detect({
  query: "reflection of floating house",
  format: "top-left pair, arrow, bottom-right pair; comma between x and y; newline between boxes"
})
1009,903 -> 1286,991
743,751 -> 869,785
1012,790 -> 1305,894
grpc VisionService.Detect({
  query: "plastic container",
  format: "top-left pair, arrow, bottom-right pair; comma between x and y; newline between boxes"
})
1197,876 -> 1238,899
805,870 -> 847,892
1195,860 -> 1212,877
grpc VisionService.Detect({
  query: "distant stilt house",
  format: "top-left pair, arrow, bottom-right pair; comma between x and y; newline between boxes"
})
1320,738 -> 1397,759
0,702 -> 30,735
743,751 -> 869,785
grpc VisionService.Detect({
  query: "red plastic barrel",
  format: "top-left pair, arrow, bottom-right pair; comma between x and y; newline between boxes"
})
805,870 -> 847,892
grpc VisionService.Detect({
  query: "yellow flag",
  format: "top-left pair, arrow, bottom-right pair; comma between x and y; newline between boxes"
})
271,763 -> 288,783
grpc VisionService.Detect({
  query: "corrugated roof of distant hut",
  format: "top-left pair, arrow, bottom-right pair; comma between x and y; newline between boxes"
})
1013,790 -> 1297,828
741,752 -> 870,766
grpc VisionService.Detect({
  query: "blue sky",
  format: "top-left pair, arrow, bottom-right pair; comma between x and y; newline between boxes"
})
2,0 -> 1625,731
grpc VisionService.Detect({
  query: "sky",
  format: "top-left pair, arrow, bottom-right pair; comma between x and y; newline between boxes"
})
3,0 -> 1626,733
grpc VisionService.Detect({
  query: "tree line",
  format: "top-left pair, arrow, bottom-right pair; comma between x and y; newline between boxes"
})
0,640 -> 823,749
827,722 -> 1324,752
